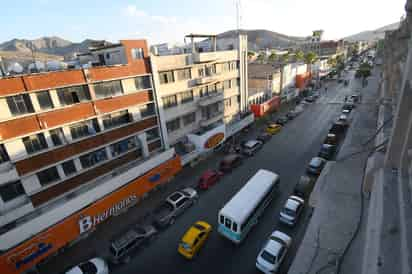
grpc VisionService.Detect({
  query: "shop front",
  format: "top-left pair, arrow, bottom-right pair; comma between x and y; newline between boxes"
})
0,155 -> 181,274
250,96 -> 281,118
296,72 -> 312,91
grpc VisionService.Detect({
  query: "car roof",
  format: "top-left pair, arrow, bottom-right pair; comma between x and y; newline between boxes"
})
264,238 -> 283,256
310,157 -> 325,166
244,140 -> 260,147
182,225 -> 202,245
285,198 -> 301,211
111,229 -> 140,249
200,170 -> 217,179
321,143 -> 334,149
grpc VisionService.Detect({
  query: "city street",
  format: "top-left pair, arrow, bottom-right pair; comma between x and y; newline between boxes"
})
110,75 -> 358,274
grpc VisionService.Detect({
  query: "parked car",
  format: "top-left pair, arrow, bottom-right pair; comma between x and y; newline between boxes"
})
276,116 -> 289,126
342,108 -> 351,114
109,225 -> 157,264
198,170 -> 223,190
153,188 -> 198,228
279,196 -> 305,226
293,175 -> 314,198
350,94 -> 360,103
178,221 -> 212,259
256,231 -> 292,274
66,258 -> 109,274
307,157 -> 327,175
257,132 -> 272,143
305,96 -> 315,103
329,121 -> 348,137
342,103 -> 355,110
324,133 -> 338,146
318,143 -> 336,160
242,140 -> 264,156
286,111 -> 298,120
338,114 -> 348,123
266,124 -> 282,135
219,154 -> 243,173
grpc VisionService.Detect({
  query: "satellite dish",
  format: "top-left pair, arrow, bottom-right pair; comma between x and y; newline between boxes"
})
28,61 -> 45,73
7,62 -> 23,74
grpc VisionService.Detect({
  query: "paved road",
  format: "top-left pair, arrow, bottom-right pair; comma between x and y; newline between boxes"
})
111,77 -> 358,274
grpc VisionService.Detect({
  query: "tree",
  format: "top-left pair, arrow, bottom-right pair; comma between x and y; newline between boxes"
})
280,52 -> 290,64
247,51 -> 255,58
268,52 -> 278,63
295,50 -> 305,62
327,57 -> 337,68
304,51 -> 318,73
256,53 -> 265,64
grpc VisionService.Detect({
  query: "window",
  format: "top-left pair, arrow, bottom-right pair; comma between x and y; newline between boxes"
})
37,166 -> 60,186
36,91 -> 54,110
80,148 -> 108,169
182,112 -> 196,126
207,84 -> 217,95
62,160 -> 76,176
23,133 -> 48,154
162,95 -> 177,109
49,128 -> 65,146
166,118 -> 180,133
102,110 -> 131,130
7,94 -> 34,115
57,85 -> 91,106
110,137 -> 138,157
0,181 -> 25,202
159,71 -> 174,84
176,68 -> 191,81
146,128 -> 160,141
93,80 -> 123,99
140,103 -> 155,118
223,80 -> 231,89
180,90 -> 193,104
224,98 -> 232,108
0,144 -> 10,164
220,215 -> 224,224
70,119 -> 100,140
131,48 -> 144,60
232,222 -> 238,232
135,75 -> 151,90
176,197 -> 188,208
205,65 -> 216,76
222,62 -> 230,72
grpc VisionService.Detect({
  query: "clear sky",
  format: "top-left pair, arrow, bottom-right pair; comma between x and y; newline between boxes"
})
1,0 -> 406,45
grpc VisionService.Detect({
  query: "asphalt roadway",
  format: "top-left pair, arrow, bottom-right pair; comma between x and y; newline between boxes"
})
112,77 -> 358,274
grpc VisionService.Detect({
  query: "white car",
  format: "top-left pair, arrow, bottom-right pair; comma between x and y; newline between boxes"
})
256,231 -> 292,274
342,109 -> 350,114
339,114 -> 348,122
66,257 -> 109,274
279,196 -> 304,226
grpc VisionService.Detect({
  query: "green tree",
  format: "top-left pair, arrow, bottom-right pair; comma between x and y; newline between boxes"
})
327,57 -> 337,68
280,52 -> 290,64
256,53 -> 265,64
268,52 -> 278,63
295,50 -> 305,62
304,51 -> 318,73
247,51 -> 255,58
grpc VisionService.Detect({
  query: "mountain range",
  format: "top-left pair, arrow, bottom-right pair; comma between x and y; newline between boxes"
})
0,22 -> 399,66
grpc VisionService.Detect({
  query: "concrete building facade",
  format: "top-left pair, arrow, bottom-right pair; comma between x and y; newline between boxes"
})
0,40 -> 181,274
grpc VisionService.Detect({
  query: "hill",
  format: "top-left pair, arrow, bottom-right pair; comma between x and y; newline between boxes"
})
344,22 -> 400,42
217,29 -> 307,50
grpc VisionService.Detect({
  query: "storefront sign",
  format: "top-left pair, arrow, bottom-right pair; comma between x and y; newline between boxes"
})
204,133 -> 225,149
78,195 -> 138,234
7,235 -> 53,269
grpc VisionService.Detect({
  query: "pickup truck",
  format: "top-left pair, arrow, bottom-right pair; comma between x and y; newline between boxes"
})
153,188 -> 198,228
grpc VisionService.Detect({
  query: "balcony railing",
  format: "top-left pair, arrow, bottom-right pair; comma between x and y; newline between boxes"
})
200,111 -> 224,127
198,92 -> 224,106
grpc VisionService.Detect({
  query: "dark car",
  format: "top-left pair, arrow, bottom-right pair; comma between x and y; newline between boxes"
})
286,111 -> 298,120
318,144 -> 336,160
342,103 -> 355,110
242,140 -> 263,156
109,225 -> 157,264
257,132 -> 272,143
307,157 -> 327,175
219,154 -> 243,173
329,121 -> 348,137
276,116 -> 289,126
293,175 -> 314,198
305,96 -> 315,103
324,133 -> 338,146
198,170 -> 223,190
350,94 -> 360,103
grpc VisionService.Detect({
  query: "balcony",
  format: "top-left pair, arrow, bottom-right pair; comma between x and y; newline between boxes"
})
193,52 -> 217,63
194,75 -> 217,86
200,111 -> 224,127
198,92 -> 224,106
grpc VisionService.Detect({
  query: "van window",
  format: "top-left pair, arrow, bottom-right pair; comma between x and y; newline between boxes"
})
220,215 -> 224,224
232,222 -> 238,232
225,218 -> 232,229
176,197 -> 188,208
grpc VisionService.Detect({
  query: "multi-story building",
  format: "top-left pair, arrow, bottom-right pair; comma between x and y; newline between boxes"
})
151,34 -> 253,164
0,40 -> 181,274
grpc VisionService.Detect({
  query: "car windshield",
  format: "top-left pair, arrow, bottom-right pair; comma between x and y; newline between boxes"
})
282,207 -> 296,217
168,192 -> 182,201
79,261 -> 98,274
261,250 -> 276,264
181,242 -> 191,251
194,223 -> 205,230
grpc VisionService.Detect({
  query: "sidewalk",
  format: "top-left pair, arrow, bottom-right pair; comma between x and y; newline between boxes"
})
288,69 -> 380,274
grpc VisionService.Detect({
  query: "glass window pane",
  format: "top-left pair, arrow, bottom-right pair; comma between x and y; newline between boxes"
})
62,160 -> 76,176
0,181 -> 25,202
36,91 -> 54,110
37,166 -> 60,186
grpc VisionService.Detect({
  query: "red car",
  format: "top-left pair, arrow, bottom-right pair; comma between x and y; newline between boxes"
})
198,170 -> 224,190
